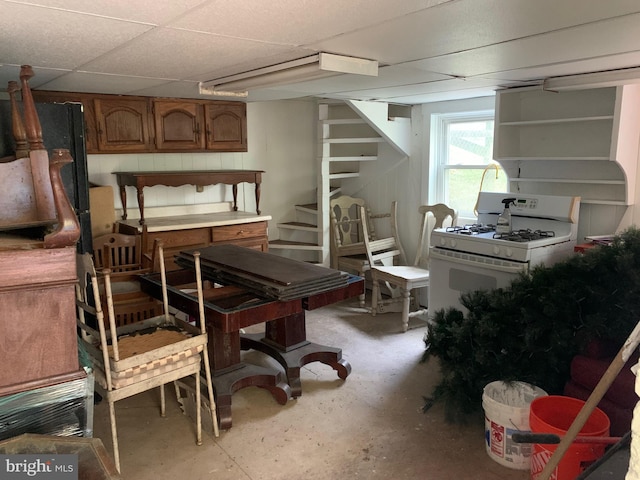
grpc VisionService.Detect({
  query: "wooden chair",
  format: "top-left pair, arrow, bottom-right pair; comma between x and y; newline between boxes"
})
92,232 -> 163,328
365,203 -> 456,332
93,232 -> 146,273
76,246 -> 219,471
329,195 -> 405,307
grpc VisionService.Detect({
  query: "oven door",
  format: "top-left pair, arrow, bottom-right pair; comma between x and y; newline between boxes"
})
427,248 -> 529,319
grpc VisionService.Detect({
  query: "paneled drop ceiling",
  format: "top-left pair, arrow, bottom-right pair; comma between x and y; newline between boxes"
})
1,0 -> 640,104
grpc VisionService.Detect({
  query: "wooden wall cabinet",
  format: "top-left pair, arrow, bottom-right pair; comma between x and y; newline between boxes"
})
94,97 -> 153,152
205,103 -> 247,152
32,91 -> 247,154
153,100 -> 205,151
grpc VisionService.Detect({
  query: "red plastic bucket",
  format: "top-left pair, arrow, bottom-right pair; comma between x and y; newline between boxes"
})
529,395 -> 610,480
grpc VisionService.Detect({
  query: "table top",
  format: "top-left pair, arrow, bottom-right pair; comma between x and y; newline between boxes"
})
117,211 -> 271,233
113,170 -> 264,177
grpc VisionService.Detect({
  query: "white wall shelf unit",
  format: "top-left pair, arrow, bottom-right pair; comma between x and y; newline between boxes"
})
493,84 -> 640,206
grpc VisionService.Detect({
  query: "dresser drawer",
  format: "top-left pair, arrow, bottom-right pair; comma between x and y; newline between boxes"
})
147,228 -> 212,249
212,221 -> 267,242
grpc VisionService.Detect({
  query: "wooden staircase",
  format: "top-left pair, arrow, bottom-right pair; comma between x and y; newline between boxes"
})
268,100 -> 411,265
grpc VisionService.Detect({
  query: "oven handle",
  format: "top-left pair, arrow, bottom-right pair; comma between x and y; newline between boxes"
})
430,248 -> 528,274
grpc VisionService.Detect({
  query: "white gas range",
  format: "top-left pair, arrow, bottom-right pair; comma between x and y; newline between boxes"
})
428,192 -> 581,318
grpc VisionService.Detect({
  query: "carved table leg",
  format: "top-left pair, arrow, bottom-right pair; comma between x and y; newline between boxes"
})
211,365 -> 291,430
119,185 -> 128,220
136,186 -> 145,224
232,184 -> 238,211
241,332 -> 352,398
255,181 -> 261,214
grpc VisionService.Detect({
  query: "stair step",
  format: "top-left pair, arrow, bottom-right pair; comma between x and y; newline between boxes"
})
329,172 -> 360,180
269,240 -> 323,251
295,203 -> 318,214
277,221 -> 319,232
322,118 -> 367,125
324,137 -> 385,144
325,155 -> 378,162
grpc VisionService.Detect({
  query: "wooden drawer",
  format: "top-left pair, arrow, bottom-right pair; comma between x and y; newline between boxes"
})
212,221 -> 267,242
146,228 -> 211,250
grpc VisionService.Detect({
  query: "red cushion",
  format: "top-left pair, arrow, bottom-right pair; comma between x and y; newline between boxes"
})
569,355 -> 638,410
564,380 -> 632,437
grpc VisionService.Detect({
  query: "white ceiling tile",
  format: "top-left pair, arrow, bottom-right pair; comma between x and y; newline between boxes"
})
482,51 -> 640,83
0,2 -> 152,69
2,0 -> 640,104
37,71 -> 174,94
312,0 -> 640,65
130,80 -> 205,99
5,0 -> 208,24
169,0 -> 454,45
80,27 -> 299,79
403,13 -> 640,78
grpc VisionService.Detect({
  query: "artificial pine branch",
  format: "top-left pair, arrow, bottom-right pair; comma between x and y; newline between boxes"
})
423,226 -> 640,423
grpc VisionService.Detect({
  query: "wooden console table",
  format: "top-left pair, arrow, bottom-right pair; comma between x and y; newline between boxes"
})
113,170 -> 264,224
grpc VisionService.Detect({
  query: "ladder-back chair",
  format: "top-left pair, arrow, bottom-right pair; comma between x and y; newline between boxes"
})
76,245 -> 218,472
330,195 -> 405,307
92,232 -> 163,328
366,203 -> 456,332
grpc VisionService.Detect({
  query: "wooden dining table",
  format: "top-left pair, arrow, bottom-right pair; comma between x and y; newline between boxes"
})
139,246 -> 363,430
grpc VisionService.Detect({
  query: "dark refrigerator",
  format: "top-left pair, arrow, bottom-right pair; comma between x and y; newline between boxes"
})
0,100 -> 92,254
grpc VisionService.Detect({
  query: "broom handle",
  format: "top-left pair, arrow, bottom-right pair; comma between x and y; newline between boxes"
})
538,319 -> 640,480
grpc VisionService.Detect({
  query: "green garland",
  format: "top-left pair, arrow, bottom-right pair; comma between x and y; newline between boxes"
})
423,226 -> 640,423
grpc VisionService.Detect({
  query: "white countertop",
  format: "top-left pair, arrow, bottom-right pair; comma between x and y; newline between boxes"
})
118,211 -> 272,232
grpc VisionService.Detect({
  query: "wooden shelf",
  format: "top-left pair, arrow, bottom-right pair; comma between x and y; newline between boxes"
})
494,84 -> 640,206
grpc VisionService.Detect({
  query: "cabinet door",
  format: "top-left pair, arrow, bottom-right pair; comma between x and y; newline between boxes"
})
94,98 -> 152,152
204,103 -> 247,152
154,101 -> 205,150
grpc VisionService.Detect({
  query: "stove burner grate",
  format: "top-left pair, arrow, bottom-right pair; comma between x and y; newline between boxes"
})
446,224 -> 496,235
493,229 -> 556,242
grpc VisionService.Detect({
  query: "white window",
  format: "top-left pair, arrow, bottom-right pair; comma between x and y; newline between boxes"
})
431,111 -> 507,221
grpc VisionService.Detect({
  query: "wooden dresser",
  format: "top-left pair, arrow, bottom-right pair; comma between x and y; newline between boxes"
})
117,211 -> 272,270
0,242 -> 81,396
0,66 -> 83,397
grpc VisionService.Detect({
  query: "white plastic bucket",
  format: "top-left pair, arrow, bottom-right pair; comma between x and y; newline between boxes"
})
482,381 -> 548,470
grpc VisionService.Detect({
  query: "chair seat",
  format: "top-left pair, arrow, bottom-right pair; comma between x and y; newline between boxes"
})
92,349 -> 202,390
366,203 -> 456,332
372,265 -> 430,284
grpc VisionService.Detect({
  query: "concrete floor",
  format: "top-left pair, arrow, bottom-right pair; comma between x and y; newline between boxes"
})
92,297 -> 531,480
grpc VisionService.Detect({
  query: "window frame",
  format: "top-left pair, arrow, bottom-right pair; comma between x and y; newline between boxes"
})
429,109 -> 500,221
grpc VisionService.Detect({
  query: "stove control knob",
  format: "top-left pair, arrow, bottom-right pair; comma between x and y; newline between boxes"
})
506,248 -> 513,258
493,246 -> 500,255
450,239 -> 457,248
440,238 -> 446,247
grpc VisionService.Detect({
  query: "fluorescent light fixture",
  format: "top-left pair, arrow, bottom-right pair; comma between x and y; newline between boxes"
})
543,66 -> 640,91
199,53 -> 378,96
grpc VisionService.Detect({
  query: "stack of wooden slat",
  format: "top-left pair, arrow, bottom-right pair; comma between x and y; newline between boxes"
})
175,245 -> 349,301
